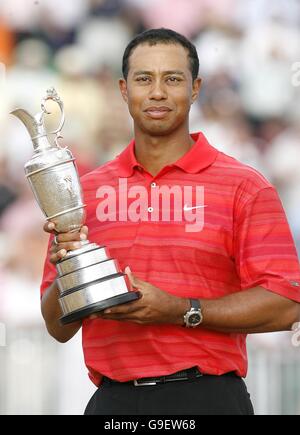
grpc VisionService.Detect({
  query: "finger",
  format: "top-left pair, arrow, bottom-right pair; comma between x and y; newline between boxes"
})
53,232 -> 84,244
101,311 -> 148,324
124,266 -> 145,289
88,298 -> 141,320
89,314 -> 100,320
101,313 -> 138,322
81,226 -> 89,238
103,298 -> 142,316
50,241 -> 85,253
43,221 -> 56,234
50,249 -> 67,264
49,226 -> 89,244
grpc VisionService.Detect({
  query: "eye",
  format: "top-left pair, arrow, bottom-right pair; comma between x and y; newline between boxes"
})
167,77 -> 181,83
136,77 -> 151,82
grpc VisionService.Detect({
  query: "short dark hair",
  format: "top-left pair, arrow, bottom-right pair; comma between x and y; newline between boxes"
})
122,28 -> 199,81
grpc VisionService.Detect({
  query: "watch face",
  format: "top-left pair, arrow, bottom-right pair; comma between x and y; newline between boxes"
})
189,313 -> 201,325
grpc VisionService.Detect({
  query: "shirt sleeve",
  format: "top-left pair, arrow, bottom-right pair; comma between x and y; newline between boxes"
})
40,234 -> 57,298
234,186 -> 300,302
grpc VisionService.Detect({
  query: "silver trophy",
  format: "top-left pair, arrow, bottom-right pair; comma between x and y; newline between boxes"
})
11,87 -> 139,324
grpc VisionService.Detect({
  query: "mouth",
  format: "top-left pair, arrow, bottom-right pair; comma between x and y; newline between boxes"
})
144,107 -> 172,119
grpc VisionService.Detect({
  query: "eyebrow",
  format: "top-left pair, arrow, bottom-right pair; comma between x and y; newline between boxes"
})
133,70 -> 185,77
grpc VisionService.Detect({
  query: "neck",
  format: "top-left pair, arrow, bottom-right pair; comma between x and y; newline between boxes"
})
133,126 -> 195,177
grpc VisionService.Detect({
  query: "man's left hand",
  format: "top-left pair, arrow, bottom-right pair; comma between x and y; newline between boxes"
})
92,267 -> 189,326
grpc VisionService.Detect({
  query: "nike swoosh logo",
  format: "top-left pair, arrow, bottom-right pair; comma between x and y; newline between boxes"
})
183,204 -> 207,211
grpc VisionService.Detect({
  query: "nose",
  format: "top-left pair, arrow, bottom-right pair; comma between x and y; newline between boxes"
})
148,79 -> 167,100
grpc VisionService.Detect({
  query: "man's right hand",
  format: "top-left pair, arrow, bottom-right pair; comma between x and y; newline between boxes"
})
43,222 -> 89,265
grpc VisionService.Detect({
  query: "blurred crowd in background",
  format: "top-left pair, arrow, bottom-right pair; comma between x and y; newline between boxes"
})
0,0 -> 300,414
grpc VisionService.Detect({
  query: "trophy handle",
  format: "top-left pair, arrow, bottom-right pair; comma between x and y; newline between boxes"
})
41,87 -> 66,148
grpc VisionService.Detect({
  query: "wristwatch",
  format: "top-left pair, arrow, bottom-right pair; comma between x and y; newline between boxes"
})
183,299 -> 203,328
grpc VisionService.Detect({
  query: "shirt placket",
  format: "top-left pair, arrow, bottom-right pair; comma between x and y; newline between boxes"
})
135,165 -> 173,220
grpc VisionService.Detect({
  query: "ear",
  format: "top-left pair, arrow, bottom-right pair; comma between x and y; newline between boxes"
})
119,78 -> 128,104
191,77 -> 202,104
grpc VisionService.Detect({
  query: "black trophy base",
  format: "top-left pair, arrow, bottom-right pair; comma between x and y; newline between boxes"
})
60,291 -> 140,325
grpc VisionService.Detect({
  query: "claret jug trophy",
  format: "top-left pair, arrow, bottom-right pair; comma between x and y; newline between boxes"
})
11,88 -> 139,324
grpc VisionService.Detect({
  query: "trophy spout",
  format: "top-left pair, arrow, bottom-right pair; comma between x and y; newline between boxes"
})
10,108 -> 42,140
10,108 -> 50,151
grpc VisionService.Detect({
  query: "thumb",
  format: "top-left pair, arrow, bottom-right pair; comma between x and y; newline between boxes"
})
124,266 -> 143,289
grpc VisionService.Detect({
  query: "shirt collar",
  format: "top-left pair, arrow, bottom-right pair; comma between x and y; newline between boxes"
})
117,132 -> 218,178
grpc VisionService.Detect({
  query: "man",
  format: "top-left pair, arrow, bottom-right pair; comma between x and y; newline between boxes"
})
41,28 -> 300,415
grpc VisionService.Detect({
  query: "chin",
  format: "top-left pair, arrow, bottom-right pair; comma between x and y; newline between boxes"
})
142,123 -> 174,136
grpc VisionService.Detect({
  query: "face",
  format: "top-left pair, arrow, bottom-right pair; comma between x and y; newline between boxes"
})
119,43 -> 201,137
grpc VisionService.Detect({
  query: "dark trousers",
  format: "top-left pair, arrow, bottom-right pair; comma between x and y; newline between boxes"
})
84,373 -> 254,415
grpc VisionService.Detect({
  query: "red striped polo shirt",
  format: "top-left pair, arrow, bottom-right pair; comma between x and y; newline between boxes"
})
41,132 -> 300,385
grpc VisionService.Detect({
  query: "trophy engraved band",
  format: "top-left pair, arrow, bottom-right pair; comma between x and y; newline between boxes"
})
11,87 -> 139,324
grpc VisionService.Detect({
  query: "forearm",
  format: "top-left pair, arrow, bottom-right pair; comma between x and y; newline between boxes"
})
199,286 -> 300,334
95,270 -> 300,332
41,280 -> 82,343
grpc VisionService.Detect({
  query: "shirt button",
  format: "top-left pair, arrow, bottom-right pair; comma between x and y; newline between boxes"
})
151,182 -> 157,188
148,207 -> 154,213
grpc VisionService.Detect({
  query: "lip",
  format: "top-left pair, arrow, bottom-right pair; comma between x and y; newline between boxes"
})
144,106 -> 172,112
144,107 -> 172,119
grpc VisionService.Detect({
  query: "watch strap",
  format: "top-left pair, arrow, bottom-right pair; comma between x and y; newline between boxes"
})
190,299 -> 200,310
